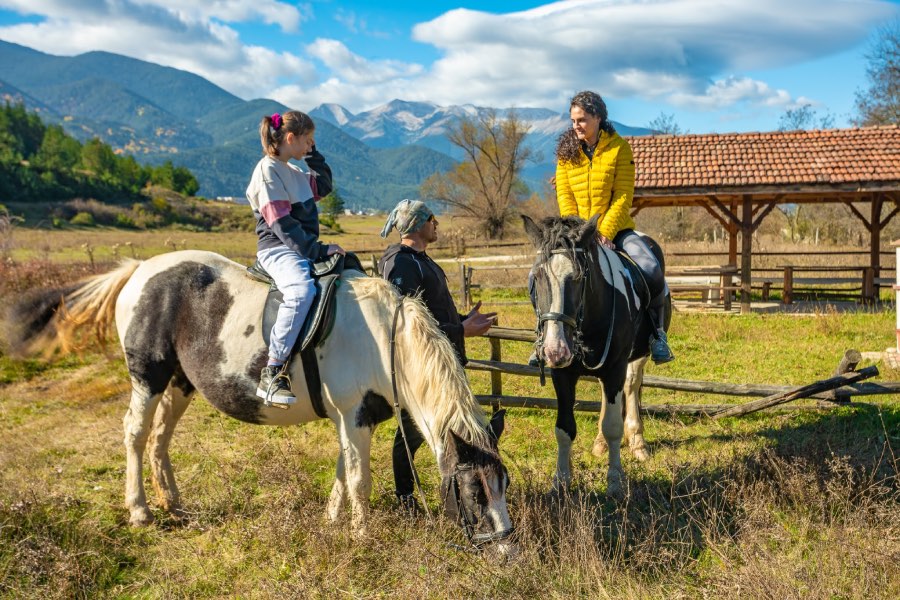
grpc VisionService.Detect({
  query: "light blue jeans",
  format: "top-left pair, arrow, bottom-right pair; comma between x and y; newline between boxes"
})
257,246 -> 316,364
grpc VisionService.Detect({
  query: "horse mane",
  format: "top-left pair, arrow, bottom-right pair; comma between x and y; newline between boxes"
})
534,215 -> 594,279
350,277 -> 492,451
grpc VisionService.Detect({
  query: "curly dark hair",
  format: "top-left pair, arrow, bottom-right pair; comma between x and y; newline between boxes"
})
555,91 -> 616,165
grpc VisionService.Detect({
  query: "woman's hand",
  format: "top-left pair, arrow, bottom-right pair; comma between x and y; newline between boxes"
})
597,233 -> 615,249
326,244 -> 346,256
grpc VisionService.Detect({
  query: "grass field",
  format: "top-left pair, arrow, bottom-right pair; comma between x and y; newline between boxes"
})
1,225 -> 898,598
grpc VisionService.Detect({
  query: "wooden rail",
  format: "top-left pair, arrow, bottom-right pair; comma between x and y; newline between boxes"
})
466,328 -> 899,417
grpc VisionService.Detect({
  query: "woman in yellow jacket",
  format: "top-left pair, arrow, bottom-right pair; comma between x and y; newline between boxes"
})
555,91 -> 673,364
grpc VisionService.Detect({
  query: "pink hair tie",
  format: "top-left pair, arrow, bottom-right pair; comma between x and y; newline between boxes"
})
271,113 -> 282,130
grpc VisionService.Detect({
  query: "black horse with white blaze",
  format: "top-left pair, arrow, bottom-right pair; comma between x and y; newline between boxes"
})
523,214 -> 671,497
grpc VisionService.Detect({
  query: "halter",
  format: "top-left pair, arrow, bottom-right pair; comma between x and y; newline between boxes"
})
389,297 -> 514,551
533,245 -> 616,374
442,463 -> 516,549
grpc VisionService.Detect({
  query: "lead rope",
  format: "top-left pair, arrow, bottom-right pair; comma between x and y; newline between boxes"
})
389,297 -> 433,521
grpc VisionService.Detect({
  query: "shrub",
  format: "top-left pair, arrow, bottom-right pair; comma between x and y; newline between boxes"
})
69,212 -> 95,226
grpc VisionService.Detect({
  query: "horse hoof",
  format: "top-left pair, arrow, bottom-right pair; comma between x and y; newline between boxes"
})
606,469 -> 626,502
129,507 -> 154,527
591,439 -> 608,459
631,446 -> 651,462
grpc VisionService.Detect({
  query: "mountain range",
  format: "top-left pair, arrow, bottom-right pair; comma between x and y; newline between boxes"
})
0,40 -> 653,210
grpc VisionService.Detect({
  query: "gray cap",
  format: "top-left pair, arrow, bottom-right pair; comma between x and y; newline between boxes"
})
380,199 -> 434,238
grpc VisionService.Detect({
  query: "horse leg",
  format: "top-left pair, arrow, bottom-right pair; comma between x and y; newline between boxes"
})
551,369 -> 578,493
337,418 -> 373,537
148,379 -> 194,519
326,452 -> 347,523
591,383 -> 608,458
123,383 -> 163,526
599,365 -> 628,501
624,356 -> 650,462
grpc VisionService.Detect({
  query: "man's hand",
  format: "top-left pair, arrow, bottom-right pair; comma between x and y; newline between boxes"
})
462,301 -> 498,337
326,244 -> 346,256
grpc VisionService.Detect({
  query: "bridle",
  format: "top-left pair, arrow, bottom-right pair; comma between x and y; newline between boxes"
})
533,245 -> 616,374
388,297 -> 515,551
442,462 -> 515,549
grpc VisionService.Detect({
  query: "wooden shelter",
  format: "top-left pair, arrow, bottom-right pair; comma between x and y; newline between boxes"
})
626,125 -> 900,312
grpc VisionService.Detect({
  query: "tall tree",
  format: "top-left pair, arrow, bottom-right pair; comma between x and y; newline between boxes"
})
420,110 -> 533,239
854,20 -> 900,126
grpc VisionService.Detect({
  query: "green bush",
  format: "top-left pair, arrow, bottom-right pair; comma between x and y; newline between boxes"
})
115,213 -> 137,229
70,212 -> 95,226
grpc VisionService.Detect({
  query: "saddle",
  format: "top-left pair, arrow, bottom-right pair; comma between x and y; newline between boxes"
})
246,251 -> 365,416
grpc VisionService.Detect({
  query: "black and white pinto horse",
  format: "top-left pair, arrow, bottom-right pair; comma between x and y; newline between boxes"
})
523,214 -> 671,498
10,250 -> 515,553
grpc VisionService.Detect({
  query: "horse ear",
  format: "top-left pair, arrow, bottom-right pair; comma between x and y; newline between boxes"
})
521,214 -> 543,248
578,213 -> 602,248
489,409 -> 506,442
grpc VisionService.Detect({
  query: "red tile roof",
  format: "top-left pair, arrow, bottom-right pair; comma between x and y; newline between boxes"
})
626,125 -> 900,191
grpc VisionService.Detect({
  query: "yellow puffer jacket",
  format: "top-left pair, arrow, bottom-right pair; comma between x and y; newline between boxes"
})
556,130 -> 636,241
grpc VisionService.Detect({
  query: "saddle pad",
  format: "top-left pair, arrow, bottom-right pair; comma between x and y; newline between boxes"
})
594,246 -> 649,314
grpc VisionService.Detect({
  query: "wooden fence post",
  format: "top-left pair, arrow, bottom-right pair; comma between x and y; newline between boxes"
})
459,263 -> 468,311
782,266 -> 794,304
489,318 -> 502,413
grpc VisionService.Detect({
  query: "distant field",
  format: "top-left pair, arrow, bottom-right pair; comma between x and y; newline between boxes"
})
0,221 -> 898,597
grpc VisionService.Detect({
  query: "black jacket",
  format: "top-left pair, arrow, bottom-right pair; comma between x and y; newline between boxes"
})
378,244 -> 467,364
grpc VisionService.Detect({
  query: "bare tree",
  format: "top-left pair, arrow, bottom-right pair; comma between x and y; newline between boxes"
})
777,104 -> 835,131
854,20 -> 900,126
648,112 -> 684,135
420,110 -> 533,239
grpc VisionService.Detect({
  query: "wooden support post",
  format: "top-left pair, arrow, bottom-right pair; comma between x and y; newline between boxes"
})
740,196 -> 752,314
862,267 -> 875,304
783,266 -> 794,305
459,263 -> 468,311
871,193 -> 884,300
711,365 -> 878,420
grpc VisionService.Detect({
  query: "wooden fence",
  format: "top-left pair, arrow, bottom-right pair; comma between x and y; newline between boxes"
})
466,327 -> 898,417
454,261 -> 896,310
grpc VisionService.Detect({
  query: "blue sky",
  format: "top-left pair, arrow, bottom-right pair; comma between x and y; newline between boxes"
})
0,0 -> 897,133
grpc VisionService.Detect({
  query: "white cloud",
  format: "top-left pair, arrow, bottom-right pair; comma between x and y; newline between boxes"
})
0,0 -> 317,99
0,0 -> 896,121
404,0 -> 896,110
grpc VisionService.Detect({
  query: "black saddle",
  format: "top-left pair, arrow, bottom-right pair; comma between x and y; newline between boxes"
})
246,251 -> 364,352
246,251 -> 365,416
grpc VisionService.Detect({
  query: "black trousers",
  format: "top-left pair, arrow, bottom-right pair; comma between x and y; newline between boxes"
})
613,229 -> 666,305
392,409 -> 426,497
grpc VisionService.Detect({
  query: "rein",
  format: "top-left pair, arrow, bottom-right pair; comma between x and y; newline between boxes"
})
534,245 -> 616,373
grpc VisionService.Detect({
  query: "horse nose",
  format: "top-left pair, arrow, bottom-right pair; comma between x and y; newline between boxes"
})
543,336 -> 572,368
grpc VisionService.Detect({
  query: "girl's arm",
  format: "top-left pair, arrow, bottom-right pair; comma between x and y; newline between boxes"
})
305,145 -> 333,199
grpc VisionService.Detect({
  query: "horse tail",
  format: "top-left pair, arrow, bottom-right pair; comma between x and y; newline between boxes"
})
6,259 -> 141,357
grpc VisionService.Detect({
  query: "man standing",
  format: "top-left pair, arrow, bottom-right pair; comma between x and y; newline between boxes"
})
378,199 -> 496,512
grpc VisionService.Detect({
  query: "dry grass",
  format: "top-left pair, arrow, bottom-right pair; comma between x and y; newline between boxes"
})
1,225 -> 898,598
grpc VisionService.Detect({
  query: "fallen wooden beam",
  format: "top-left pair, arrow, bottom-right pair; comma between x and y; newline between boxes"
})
474,395 -> 838,415
711,365 -> 879,420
